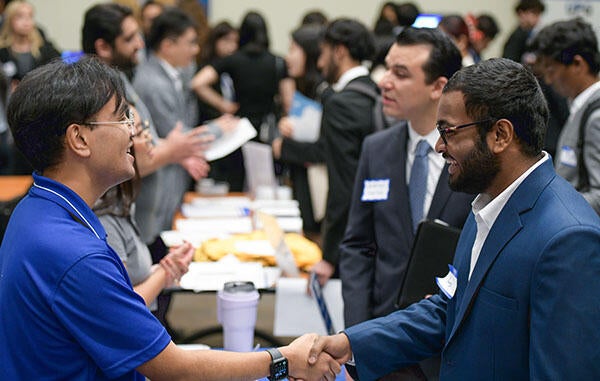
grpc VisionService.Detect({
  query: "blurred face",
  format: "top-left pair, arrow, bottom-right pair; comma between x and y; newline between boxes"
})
382,5 -> 398,24
518,10 -> 541,30
537,55 -> 575,99
471,36 -> 492,54
112,15 -> 144,71
214,31 -> 238,58
167,27 -> 200,68
141,3 -> 162,36
317,42 -> 339,84
286,40 -> 306,79
379,43 -> 436,120
435,91 -> 500,194
131,106 -> 154,165
11,3 -> 34,37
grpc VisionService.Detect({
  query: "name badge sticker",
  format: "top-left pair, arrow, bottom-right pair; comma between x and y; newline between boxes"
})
559,145 -> 577,168
436,264 -> 458,299
361,179 -> 390,202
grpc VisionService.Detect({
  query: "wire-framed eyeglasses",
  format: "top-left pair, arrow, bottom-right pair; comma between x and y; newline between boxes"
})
82,109 -> 135,136
436,118 -> 495,145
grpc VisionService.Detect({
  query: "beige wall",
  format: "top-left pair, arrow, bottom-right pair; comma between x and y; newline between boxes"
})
30,0 -> 97,52
210,0 -> 515,59
30,0 -> 517,58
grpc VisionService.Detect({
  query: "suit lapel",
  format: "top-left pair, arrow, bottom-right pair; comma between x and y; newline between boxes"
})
427,165 -> 452,218
447,159 -> 556,343
388,124 -> 413,233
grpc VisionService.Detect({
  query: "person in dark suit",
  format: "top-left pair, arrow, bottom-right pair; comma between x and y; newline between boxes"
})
501,0 -> 545,63
339,27 -> 473,380
306,58 -> 600,380
309,18 -> 377,285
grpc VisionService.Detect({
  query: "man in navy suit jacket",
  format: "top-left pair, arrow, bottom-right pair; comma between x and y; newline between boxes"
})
339,27 -> 473,380
307,58 -> 600,380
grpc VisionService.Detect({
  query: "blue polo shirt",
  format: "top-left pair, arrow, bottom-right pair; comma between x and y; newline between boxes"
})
0,173 -> 171,380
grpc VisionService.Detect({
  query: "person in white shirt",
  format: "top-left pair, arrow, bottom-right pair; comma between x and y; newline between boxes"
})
304,58 -> 600,380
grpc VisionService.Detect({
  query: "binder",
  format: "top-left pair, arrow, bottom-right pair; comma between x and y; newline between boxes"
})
396,219 -> 461,309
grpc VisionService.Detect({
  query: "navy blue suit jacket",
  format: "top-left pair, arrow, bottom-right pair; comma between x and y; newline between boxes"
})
345,158 -> 600,380
339,124 -> 473,327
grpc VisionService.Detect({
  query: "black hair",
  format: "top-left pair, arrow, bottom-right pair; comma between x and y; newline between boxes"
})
397,3 -> 420,27
396,27 -> 462,84
301,10 -> 327,26
477,14 -> 500,40
82,3 -> 132,54
531,18 -> 600,75
439,14 -> 469,41
516,0 -> 545,14
146,6 -> 197,52
7,56 -> 126,172
374,18 -> 395,37
444,58 -> 548,156
291,24 -> 325,99
200,21 -> 236,64
323,18 -> 375,62
239,11 -> 269,54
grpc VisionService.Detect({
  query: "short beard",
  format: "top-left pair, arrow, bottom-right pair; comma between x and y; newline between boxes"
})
324,56 -> 339,84
111,51 -> 137,73
449,136 -> 500,194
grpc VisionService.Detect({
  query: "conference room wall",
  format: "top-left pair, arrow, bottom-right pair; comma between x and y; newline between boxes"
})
30,0 -> 516,59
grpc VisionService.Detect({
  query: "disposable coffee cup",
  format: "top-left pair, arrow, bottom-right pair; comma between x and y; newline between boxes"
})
217,281 -> 260,352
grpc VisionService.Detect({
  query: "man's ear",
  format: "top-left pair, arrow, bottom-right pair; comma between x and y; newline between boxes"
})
334,44 -> 349,62
488,118 -> 514,154
65,124 -> 92,158
94,38 -> 113,61
430,77 -> 448,101
571,54 -> 590,75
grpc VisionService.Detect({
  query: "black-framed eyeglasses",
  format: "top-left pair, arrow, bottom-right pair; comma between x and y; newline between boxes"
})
82,109 -> 135,136
436,118 -> 495,145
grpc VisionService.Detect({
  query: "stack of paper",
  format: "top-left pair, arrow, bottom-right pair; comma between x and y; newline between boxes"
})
179,256 -> 281,291
175,217 -> 253,235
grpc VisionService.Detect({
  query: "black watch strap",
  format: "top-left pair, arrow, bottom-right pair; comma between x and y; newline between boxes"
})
266,348 -> 288,381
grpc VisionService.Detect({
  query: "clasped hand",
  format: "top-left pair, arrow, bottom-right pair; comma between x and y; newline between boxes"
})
282,333 -> 352,381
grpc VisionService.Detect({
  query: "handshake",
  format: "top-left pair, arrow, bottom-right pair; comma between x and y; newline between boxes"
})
280,332 -> 353,381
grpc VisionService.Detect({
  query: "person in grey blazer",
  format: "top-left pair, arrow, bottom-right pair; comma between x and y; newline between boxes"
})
81,3 -> 214,249
133,8 -> 234,235
339,28 -> 473,380
532,18 -> 600,214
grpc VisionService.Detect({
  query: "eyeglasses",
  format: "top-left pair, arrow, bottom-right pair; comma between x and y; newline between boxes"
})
134,119 -> 150,138
82,109 -> 135,136
436,118 -> 495,145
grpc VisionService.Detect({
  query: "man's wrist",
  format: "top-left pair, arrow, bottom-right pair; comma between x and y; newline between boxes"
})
266,347 -> 288,381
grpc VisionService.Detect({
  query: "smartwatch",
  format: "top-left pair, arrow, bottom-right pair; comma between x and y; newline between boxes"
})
266,347 -> 288,381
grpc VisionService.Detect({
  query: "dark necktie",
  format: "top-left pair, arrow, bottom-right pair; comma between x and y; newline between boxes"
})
409,139 -> 431,231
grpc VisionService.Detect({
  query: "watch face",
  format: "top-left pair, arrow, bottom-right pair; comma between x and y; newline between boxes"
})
271,358 -> 288,380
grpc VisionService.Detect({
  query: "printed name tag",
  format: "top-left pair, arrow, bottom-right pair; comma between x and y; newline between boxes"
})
436,264 -> 458,299
361,179 -> 390,202
559,145 -> 577,168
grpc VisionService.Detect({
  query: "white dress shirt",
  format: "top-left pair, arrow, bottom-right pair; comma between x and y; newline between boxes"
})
158,58 -> 183,94
331,65 -> 370,92
468,152 -> 550,279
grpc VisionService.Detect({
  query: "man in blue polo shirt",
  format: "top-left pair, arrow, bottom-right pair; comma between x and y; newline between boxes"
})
0,57 -> 339,380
